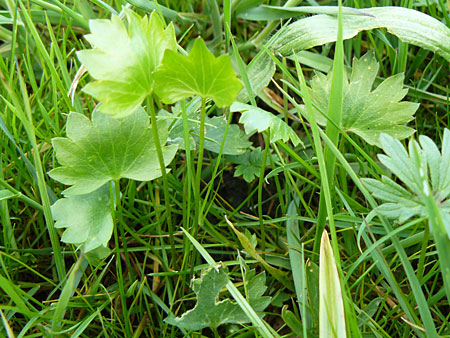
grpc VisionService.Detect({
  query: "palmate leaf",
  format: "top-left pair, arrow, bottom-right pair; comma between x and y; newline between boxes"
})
153,38 -> 243,107
362,130 -> 450,237
227,147 -> 272,182
77,9 -> 176,118
49,108 -> 177,196
51,184 -> 112,255
308,51 -> 418,147
231,102 -> 302,146
165,265 -> 271,331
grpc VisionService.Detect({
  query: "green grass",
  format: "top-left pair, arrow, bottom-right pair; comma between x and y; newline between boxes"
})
1,0 -> 450,337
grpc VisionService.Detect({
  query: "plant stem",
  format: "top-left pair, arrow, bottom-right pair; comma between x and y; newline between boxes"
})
147,95 -> 175,259
194,97 -> 207,233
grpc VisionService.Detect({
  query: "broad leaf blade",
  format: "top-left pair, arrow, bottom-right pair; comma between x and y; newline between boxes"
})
49,108 -> 177,195
51,184 -> 112,253
270,7 -> 450,62
153,38 -> 243,107
308,51 -> 417,146
77,10 -> 176,118
319,230 -> 346,338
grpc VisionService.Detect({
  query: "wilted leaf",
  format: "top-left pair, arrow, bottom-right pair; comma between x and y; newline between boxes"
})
153,38 -> 243,107
165,265 -> 270,330
77,9 -> 176,118
307,51 -> 418,146
51,184 -> 112,253
49,108 -> 177,195
231,102 -> 302,146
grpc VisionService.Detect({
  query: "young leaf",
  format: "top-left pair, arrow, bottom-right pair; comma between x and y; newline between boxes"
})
153,38 -> 243,107
51,184 -> 112,254
49,108 -> 177,195
77,9 -> 176,118
231,102 -> 302,146
307,51 -> 418,146
165,265 -> 270,331
227,147 -> 271,182
319,230 -> 347,338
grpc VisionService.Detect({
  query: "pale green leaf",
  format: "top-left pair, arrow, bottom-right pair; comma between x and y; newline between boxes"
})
153,38 -> 243,107
270,7 -> 450,62
49,108 -> 177,196
165,265 -> 270,330
51,184 -> 112,253
77,9 -> 176,118
319,230 -> 346,338
231,102 -> 302,146
362,130 -> 450,236
307,51 -> 418,146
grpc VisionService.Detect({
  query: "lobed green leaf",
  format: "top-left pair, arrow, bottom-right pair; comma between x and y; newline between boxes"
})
77,9 -> 177,118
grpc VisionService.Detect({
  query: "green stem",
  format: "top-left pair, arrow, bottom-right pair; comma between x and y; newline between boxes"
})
147,95 -> 175,259
194,97 -> 207,233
